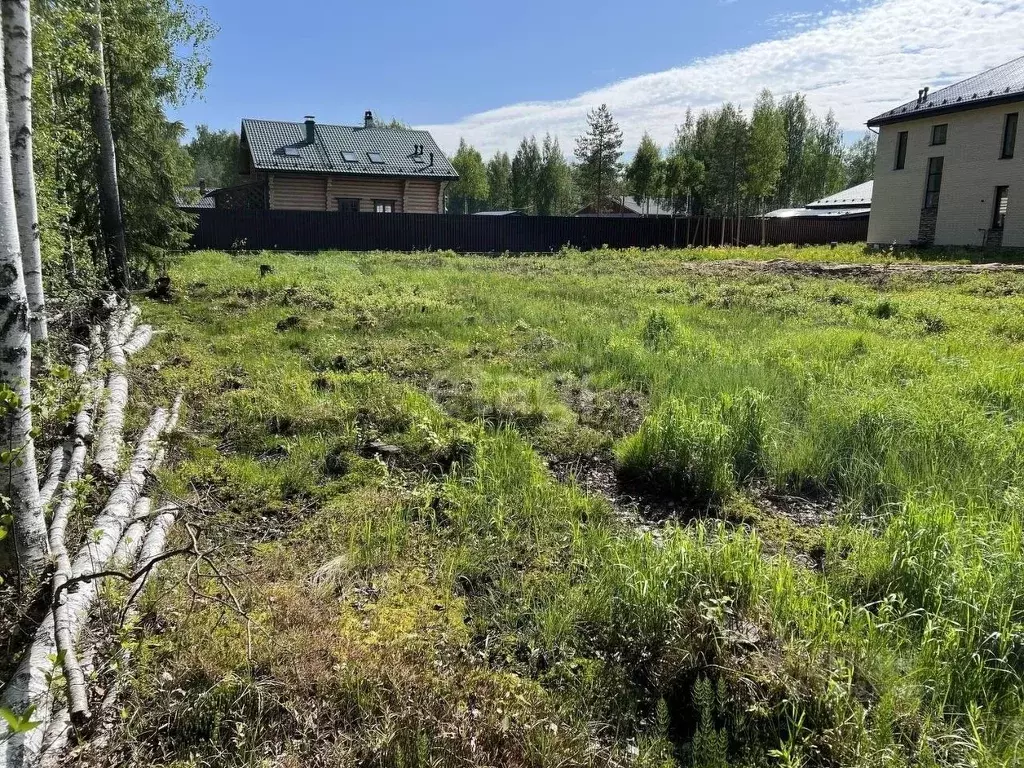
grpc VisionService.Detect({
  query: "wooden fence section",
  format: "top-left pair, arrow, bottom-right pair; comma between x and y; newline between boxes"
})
186,210 -> 868,253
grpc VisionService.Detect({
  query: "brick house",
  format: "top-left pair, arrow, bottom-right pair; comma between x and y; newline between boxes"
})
867,56 -> 1023,248
211,111 -> 458,213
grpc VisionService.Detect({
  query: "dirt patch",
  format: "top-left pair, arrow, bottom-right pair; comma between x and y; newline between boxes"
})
557,380 -> 646,438
745,481 -> 839,529
548,454 -> 688,536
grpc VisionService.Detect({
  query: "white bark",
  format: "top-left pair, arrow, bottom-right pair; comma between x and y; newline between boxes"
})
37,443 -> 65,512
122,324 -> 153,357
56,406 -> 169,724
2,0 -> 46,345
92,304 -> 138,478
0,18 -> 45,580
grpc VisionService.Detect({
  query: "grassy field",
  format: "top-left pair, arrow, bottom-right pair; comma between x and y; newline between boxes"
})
113,245 -> 1024,767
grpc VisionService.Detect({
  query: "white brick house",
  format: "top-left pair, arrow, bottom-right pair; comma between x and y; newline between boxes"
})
867,56 -> 1023,248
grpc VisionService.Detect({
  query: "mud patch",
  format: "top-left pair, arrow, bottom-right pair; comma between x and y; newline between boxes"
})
556,378 -> 646,438
548,454 -> 685,535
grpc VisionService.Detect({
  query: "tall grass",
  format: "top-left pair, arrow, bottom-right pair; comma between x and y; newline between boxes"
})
121,248 -> 1024,766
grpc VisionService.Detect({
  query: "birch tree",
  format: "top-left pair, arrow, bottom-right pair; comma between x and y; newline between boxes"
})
0,21 -> 46,581
87,0 -> 129,293
2,0 -> 46,346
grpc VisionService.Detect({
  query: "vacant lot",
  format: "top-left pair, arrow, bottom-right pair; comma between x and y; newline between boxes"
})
112,245 -> 1024,766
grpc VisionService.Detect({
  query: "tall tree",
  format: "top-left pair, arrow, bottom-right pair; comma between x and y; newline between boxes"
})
186,125 -> 240,189
625,132 -> 661,214
798,110 -> 845,203
486,151 -> 511,210
844,132 -> 877,186
448,138 -> 488,213
0,20 -> 45,580
87,0 -> 129,292
574,104 -> 623,210
3,0 -> 46,345
510,136 -> 540,214
536,134 -> 573,215
745,89 -> 786,213
776,94 -> 809,208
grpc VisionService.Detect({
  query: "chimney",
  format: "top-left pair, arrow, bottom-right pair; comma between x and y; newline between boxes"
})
922,86 -> 929,102
917,89 -> 925,104
199,177 -> 207,195
304,115 -> 316,144
364,110 -> 374,128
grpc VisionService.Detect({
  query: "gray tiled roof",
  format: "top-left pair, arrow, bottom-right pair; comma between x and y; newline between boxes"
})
807,180 -> 873,208
241,118 -> 458,179
868,56 -> 1024,126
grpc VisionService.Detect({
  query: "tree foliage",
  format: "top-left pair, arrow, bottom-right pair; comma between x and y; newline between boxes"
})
536,134 -> 573,215
745,90 -> 786,211
510,136 -> 540,214
33,0 -> 213,289
574,104 -> 623,209
186,125 -> 240,188
486,151 -> 511,211
844,132 -> 877,186
625,132 -> 661,214
448,138 -> 488,213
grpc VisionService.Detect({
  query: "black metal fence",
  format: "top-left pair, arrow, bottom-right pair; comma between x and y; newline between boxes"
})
186,209 -> 868,253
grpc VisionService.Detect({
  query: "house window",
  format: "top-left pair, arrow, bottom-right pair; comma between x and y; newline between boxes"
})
924,156 -> 943,209
337,197 -> 359,213
374,200 -> 395,213
992,186 -> 1009,230
341,151 -> 358,163
895,131 -> 908,170
1002,113 -> 1018,159
930,124 -> 947,145
367,152 -> 384,164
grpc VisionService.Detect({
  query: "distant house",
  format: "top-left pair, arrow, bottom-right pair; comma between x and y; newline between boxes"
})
211,111 -> 459,213
575,196 -> 679,217
867,56 -> 1023,247
766,181 -> 873,220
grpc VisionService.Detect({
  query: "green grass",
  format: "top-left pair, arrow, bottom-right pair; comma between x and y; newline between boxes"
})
111,246 -> 1024,767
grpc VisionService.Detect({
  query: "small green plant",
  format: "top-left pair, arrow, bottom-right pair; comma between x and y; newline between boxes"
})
690,677 -> 728,768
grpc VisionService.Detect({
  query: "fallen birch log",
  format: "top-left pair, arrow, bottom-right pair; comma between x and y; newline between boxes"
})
92,304 -> 144,479
0,406 -> 170,766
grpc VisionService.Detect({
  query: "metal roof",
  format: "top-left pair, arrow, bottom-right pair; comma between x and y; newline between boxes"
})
241,118 -> 459,179
473,210 -> 522,216
868,55 -> 1024,126
764,207 -> 870,219
806,180 -> 873,209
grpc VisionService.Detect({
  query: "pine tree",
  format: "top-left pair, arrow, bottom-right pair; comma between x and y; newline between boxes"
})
574,103 -> 623,210
625,133 -> 661,215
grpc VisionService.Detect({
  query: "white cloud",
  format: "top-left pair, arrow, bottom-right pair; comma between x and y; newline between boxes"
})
420,0 -> 1024,157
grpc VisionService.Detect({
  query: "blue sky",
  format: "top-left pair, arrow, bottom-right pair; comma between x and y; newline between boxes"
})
173,0 -> 1024,155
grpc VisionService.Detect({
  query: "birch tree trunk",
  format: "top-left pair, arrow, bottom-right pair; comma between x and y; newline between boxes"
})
2,0 -> 47,347
0,21 -> 45,581
86,0 -> 128,294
